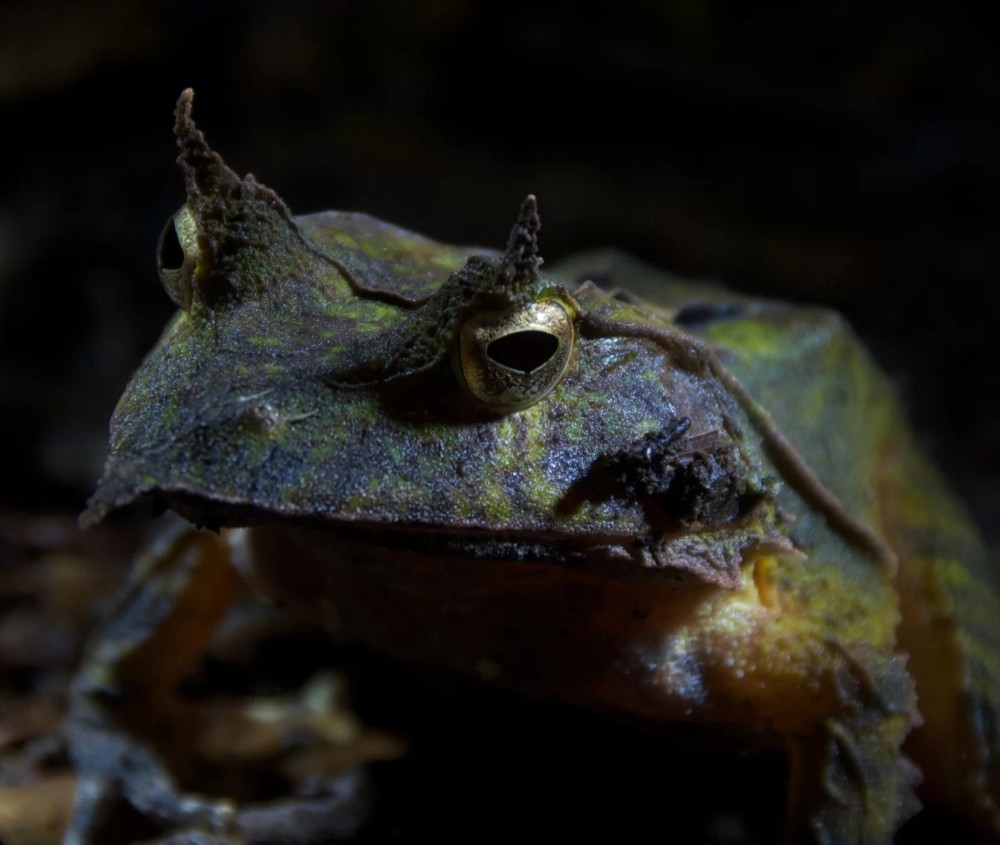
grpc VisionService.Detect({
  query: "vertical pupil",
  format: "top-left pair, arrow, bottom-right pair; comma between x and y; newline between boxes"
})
487,330 -> 558,373
159,220 -> 186,270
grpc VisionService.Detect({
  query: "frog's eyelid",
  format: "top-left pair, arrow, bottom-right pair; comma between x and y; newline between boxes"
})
157,206 -> 201,312
498,194 -> 542,293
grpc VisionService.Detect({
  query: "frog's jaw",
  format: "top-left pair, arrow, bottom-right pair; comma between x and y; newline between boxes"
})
90,477 -> 785,592
236,523 -> 730,722
232,524 -> 818,734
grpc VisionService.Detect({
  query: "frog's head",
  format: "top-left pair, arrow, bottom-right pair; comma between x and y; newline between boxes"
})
83,90 -> 791,589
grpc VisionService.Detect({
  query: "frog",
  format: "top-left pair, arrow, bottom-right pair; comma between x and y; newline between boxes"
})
63,88 -> 1000,845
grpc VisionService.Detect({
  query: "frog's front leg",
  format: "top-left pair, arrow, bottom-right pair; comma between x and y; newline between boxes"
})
691,634 -> 916,843
64,521 -> 244,844
780,647 -> 919,845
670,561 -> 918,844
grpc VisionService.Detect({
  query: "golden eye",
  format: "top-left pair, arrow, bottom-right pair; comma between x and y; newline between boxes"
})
457,299 -> 573,410
156,205 -> 200,311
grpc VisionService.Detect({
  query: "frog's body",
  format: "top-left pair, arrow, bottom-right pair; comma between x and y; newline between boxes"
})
65,90 -> 1000,844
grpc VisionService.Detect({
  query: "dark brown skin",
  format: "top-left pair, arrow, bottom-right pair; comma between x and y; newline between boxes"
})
62,91 -> 1000,844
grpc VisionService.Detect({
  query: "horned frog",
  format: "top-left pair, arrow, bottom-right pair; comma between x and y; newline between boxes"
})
64,89 -> 1000,844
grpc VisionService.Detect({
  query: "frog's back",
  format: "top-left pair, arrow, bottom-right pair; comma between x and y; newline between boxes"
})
555,248 -> 895,540
555,249 -> 1000,836
879,412 -> 1000,832
707,284 -> 1000,834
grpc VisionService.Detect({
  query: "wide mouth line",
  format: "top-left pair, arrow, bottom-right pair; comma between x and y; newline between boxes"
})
160,487 -> 769,551
160,489 -> 651,549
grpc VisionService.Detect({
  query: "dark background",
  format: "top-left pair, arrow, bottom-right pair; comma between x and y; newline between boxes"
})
1,1 -> 997,541
1,3 -> 998,842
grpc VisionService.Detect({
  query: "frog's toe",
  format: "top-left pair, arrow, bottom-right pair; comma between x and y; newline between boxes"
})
63,772 -> 116,845
64,774 -> 238,845
234,769 -> 372,844
64,770 -> 238,845
136,768 -> 372,845
115,741 -> 236,830
65,715 -> 372,845
64,724 -> 238,845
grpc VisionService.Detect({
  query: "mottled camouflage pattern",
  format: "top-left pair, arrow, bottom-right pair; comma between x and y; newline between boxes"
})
84,93 -> 795,589
80,91 -> 1000,843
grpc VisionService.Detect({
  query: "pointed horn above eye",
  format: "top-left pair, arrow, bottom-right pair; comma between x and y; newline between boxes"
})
500,194 -> 542,291
167,89 -> 314,310
174,88 -> 242,200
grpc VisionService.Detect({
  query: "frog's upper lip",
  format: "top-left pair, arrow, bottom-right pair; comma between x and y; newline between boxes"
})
81,472 -> 626,540
119,486 -> 786,590
161,486 -> 650,555
83,460 -> 791,591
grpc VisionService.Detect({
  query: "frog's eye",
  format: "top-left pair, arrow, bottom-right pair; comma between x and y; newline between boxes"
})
457,300 -> 574,410
157,205 -> 200,311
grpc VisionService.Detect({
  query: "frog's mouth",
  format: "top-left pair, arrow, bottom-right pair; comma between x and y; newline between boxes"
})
150,488 -> 793,591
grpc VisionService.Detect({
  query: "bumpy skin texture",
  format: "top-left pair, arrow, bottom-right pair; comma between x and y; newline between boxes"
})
68,91 -> 1000,844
